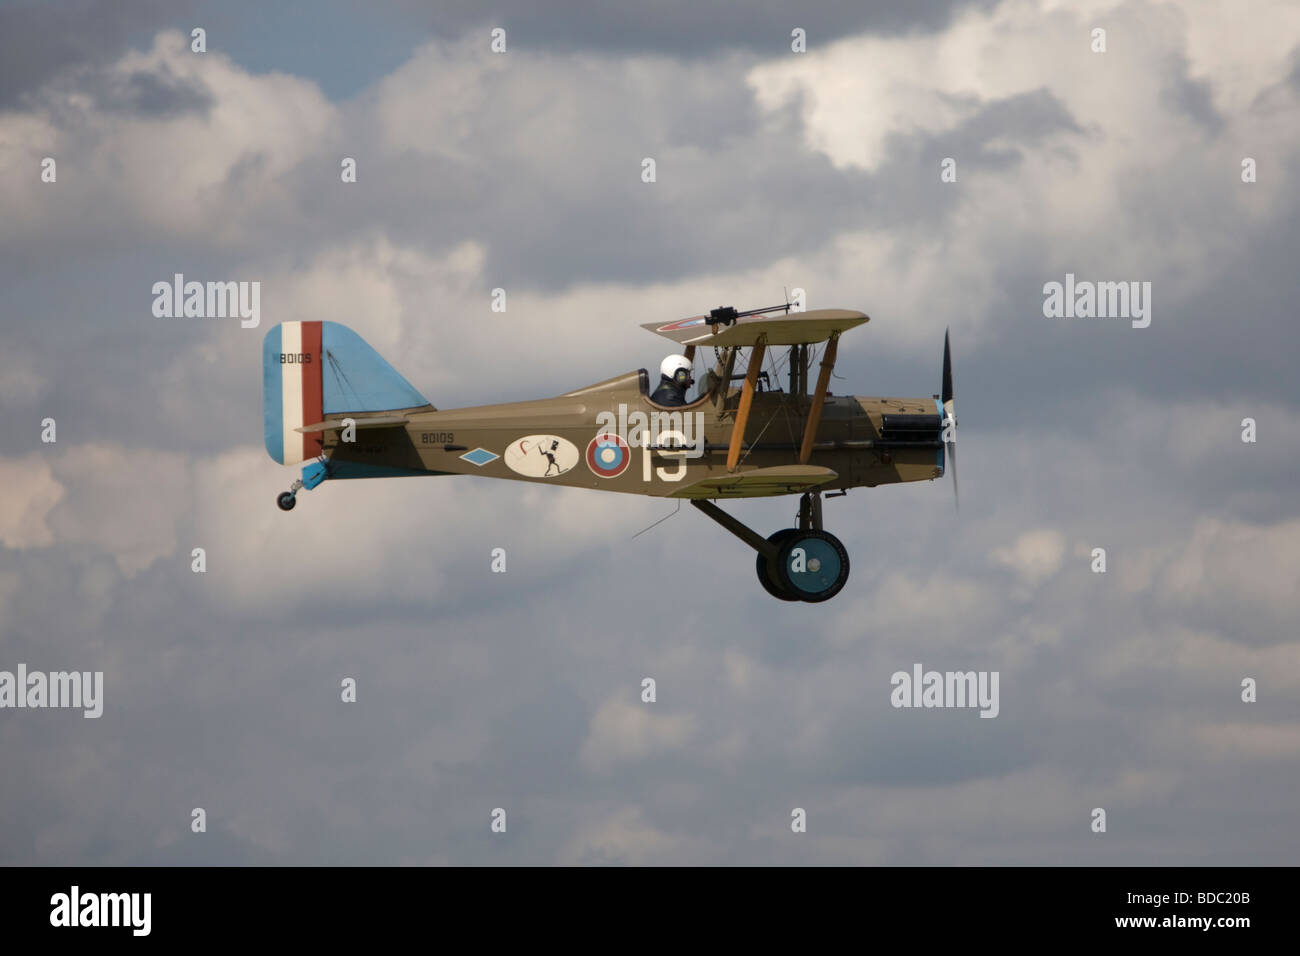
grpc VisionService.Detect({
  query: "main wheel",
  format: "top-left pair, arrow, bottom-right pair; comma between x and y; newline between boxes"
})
773,530 -> 850,603
276,492 -> 297,512
756,529 -> 801,601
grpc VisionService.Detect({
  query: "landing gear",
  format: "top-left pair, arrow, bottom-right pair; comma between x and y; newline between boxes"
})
768,529 -> 850,603
277,478 -> 304,512
756,530 -> 800,602
694,491 -> 852,603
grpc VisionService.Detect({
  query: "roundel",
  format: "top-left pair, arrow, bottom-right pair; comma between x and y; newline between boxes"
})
586,433 -> 630,478
656,316 -> 708,333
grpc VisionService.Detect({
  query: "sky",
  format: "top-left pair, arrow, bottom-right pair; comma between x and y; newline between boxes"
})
1,0 -> 1298,865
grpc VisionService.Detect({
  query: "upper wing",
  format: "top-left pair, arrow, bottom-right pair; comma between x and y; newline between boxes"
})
642,309 -> 868,348
663,465 -> 838,499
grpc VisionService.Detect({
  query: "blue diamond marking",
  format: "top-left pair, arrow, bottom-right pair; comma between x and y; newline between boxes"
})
461,448 -> 499,467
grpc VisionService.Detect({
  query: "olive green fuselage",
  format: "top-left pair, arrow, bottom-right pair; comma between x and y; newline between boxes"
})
322,369 -> 944,498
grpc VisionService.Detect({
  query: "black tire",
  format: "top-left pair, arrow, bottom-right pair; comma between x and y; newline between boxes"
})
773,530 -> 850,603
756,529 -> 801,601
276,492 -> 297,512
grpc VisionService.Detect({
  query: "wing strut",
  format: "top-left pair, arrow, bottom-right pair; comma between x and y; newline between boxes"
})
798,331 -> 839,464
726,334 -> 767,472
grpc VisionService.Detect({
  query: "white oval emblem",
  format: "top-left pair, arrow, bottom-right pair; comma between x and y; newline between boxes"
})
503,435 -> 579,478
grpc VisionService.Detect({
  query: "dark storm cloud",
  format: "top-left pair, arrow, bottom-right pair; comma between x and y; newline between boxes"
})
951,147 -> 1300,440
1160,53 -> 1224,136
1288,47 -> 1300,90
103,66 -> 214,117
0,0 -> 184,108
0,0 -> 1002,111
936,87 -> 1083,164
274,81 -> 1084,295
391,0 -> 997,56
29,59 -> 215,119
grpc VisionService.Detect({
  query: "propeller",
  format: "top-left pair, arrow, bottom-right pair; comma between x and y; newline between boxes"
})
941,328 -> 958,511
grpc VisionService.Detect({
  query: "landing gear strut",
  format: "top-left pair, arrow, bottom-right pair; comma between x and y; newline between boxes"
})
276,460 -> 332,513
692,491 -> 851,602
277,478 -> 303,512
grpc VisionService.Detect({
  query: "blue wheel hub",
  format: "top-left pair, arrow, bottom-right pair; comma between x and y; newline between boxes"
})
776,531 -> 850,602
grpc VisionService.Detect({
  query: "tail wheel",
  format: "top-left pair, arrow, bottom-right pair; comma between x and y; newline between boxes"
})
774,530 -> 850,603
276,492 -> 297,512
756,529 -> 801,602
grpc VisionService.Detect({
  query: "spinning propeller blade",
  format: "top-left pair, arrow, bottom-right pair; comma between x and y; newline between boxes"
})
942,329 -> 957,511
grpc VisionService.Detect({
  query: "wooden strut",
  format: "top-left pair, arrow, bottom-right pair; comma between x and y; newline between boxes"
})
799,332 -> 839,465
720,347 -> 737,391
727,335 -> 767,472
683,344 -> 697,397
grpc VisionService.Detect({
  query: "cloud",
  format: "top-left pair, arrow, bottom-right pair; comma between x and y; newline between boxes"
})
2,30 -> 338,250
0,0 -> 178,108
1,1 -> 1299,865
0,455 -> 65,549
1157,517 -> 1300,645
385,0 -> 991,58
1197,722 -> 1300,760
42,444 -> 189,577
557,805 -> 694,865
579,697 -> 696,774
991,528 -> 1066,585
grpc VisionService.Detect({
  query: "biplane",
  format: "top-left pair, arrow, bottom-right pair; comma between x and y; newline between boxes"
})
262,304 -> 956,602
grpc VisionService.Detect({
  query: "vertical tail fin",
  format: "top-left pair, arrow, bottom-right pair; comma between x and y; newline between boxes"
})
263,321 -> 431,465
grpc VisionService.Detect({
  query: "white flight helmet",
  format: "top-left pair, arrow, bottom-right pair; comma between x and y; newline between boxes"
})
660,354 -> 693,386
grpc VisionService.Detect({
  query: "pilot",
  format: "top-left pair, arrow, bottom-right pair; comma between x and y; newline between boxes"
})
650,354 -> 693,406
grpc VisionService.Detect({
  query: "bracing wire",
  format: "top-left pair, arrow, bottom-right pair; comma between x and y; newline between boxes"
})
631,500 -> 682,540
